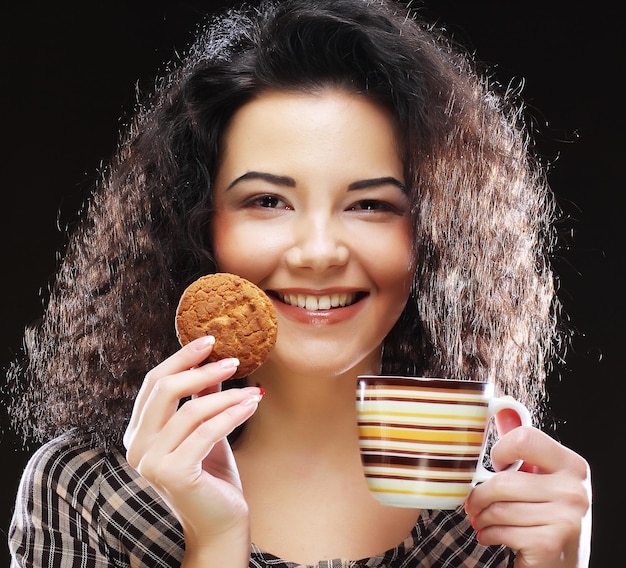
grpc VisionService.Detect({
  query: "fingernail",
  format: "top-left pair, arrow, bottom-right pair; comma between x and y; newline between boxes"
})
219,357 -> 240,369
240,386 -> 264,406
192,335 -> 215,350
243,386 -> 265,396
240,394 -> 263,406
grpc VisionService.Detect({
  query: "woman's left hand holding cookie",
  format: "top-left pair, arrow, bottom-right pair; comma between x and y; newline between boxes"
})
123,336 -> 262,567
465,412 -> 592,568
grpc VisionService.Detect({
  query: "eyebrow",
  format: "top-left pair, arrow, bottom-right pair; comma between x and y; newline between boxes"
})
347,177 -> 406,192
226,171 -> 405,192
226,171 -> 296,190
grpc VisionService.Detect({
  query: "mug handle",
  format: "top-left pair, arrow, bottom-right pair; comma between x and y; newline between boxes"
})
473,397 -> 532,484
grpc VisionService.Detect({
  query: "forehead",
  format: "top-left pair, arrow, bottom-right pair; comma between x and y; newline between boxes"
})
217,89 -> 403,180
226,88 -> 396,132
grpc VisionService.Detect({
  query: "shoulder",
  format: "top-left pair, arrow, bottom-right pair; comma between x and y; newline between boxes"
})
18,430 -> 180,525
18,433 -> 110,495
19,432 -> 129,492
15,432 -> 142,529
13,432 -> 185,567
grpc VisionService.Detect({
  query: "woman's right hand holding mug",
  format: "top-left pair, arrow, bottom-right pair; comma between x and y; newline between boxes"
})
123,336 -> 262,567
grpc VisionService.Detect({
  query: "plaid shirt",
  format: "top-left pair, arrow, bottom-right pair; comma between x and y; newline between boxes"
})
9,434 -> 514,567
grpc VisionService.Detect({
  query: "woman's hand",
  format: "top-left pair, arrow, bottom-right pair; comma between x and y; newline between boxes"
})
465,410 -> 592,568
123,336 -> 262,566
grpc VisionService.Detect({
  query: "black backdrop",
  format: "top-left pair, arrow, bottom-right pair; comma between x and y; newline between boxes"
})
2,2 -> 623,566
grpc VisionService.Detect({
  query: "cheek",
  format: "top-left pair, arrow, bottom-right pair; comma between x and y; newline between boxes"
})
211,215 -> 284,279
385,254 -> 413,305
375,232 -> 414,321
362,222 -> 414,290
381,241 -> 414,326
211,216 -> 251,273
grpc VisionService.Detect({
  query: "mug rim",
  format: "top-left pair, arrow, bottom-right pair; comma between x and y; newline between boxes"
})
356,375 -> 495,395
357,374 -> 491,386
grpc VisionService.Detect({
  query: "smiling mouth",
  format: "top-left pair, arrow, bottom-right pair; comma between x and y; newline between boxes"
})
273,292 -> 365,310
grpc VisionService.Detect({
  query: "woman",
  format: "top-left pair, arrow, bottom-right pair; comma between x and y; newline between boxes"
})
7,1 -> 591,566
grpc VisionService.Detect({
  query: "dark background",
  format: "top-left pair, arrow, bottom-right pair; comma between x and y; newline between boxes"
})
2,1 -> 622,566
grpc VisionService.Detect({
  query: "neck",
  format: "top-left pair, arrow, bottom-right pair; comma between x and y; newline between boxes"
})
234,359 -> 378,458
233,361 -> 422,566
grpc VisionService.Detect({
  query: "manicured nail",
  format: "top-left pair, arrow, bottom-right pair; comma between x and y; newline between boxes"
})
243,386 -> 265,397
192,335 -> 215,350
219,357 -> 240,369
240,394 -> 263,406
240,386 -> 264,406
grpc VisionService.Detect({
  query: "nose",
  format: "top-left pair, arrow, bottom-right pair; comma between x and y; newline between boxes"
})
285,214 -> 350,272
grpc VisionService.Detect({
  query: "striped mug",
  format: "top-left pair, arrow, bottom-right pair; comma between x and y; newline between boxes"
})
356,375 -> 531,509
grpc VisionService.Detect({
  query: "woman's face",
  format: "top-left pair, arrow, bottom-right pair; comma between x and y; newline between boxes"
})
212,89 -> 413,377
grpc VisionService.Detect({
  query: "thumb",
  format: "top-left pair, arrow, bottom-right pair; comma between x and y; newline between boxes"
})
494,406 -> 523,436
494,395 -> 523,436
493,396 -> 536,473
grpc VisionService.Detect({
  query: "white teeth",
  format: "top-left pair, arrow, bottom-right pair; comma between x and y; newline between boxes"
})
280,293 -> 356,310
318,295 -> 331,310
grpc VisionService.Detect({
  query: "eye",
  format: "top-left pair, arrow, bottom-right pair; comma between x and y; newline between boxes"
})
348,199 -> 402,213
245,194 -> 292,209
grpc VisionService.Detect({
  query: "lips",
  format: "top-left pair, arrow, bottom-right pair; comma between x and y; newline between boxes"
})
273,292 -> 364,310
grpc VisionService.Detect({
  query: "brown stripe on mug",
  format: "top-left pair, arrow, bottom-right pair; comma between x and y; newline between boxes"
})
358,395 -> 488,407
361,453 -> 480,470
365,473 -> 473,484
359,447 -> 479,459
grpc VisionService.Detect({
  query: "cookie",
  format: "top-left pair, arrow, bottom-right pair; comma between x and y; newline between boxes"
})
175,273 -> 278,378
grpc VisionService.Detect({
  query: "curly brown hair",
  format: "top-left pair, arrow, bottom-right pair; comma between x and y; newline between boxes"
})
6,0 -> 561,447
